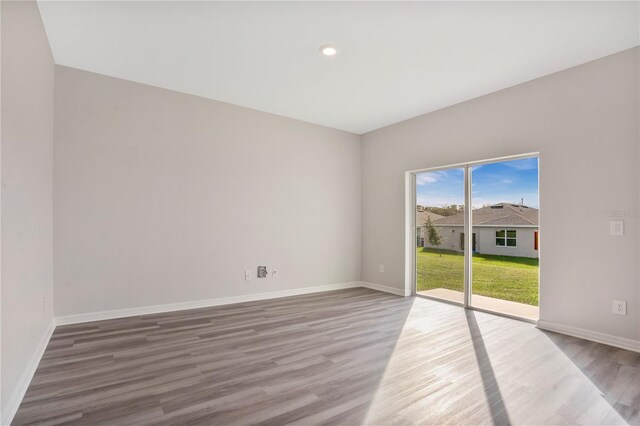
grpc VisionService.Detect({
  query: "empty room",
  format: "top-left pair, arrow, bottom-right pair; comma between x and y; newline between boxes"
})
1,1 -> 639,425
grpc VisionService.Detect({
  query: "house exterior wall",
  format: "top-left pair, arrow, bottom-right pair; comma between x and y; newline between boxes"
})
420,225 -> 462,251
420,225 -> 539,258
475,227 -> 538,258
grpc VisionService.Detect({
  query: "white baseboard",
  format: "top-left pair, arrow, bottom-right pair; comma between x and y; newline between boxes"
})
359,281 -> 410,297
2,319 -> 55,426
55,282 -> 362,326
537,320 -> 640,353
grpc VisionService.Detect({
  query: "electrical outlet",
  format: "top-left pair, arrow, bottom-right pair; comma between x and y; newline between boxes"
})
612,300 -> 627,316
43,295 -> 47,311
245,270 -> 252,280
379,264 -> 385,273
272,268 -> 279,278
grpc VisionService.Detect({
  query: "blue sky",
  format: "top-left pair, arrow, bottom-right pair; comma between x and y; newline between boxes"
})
416,157 -> 539,209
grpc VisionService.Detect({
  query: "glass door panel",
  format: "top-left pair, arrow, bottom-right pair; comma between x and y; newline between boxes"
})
415,168 -> 465,304
470,157 -> 539,320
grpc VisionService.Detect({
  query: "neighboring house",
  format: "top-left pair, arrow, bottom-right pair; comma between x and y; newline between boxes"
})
423,203 -> 539,258
415,208 -> 445,247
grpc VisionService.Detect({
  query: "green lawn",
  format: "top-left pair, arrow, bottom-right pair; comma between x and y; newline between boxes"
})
416,248 -> 539,306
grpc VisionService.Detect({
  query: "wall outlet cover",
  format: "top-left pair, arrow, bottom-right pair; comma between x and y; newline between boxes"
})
612,299 -> 627,316
244,270 -> 252,280
609,220 -> 624,236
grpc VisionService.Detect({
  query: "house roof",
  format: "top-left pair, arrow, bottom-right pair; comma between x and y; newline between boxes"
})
416,210 -> 445,226
433,203 -> 538,226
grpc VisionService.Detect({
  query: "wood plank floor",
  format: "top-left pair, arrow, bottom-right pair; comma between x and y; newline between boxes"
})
14,288 -> 640,425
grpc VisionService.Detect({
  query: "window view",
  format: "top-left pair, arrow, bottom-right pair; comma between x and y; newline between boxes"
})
471,157 -> 539,319
415,168 -> 465,304
414,156 -> 539,320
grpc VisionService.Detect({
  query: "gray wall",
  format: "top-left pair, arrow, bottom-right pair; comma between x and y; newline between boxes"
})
419,222 -> 539,258
1,1 -> 55,419
420,226 -> 539,258
420,225 -> 463,252
476,227 -> 538,258
362,47 -> 639,342
53,66 -> 362,317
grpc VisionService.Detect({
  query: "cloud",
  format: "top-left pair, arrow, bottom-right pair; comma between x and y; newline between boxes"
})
416,171 -> 447,186
416,174 -> 438,186
503,157 -> 538,171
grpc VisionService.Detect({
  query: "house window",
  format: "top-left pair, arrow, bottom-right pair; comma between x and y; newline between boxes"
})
495,229 -> 516,247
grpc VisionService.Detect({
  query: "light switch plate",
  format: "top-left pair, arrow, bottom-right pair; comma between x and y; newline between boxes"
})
612,300 -> 627,316
379,264 -> 385,273
610,221 -> 624,236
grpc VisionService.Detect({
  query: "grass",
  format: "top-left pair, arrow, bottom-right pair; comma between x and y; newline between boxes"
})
416,248 -> 539,306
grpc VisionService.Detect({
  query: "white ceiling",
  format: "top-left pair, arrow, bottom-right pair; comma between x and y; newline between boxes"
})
38,1 -> 639,134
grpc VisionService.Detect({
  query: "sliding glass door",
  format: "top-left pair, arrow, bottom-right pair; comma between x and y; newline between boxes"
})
414,155 -> 539,320
415,168 -> 465,304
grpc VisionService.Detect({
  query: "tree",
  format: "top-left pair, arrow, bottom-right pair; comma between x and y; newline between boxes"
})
424,216 -> 443,256
425,204 -> 464,217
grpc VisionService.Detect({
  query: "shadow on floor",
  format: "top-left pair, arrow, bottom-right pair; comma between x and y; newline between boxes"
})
465,310 -> 512,426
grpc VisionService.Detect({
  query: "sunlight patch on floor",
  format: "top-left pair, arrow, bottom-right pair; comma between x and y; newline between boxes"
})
363,297 -> 627,425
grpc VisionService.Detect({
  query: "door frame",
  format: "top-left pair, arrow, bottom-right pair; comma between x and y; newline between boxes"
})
406,152 -> 540,322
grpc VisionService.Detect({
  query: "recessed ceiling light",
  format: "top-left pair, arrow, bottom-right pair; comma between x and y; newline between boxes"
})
319,44 -> 337,56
